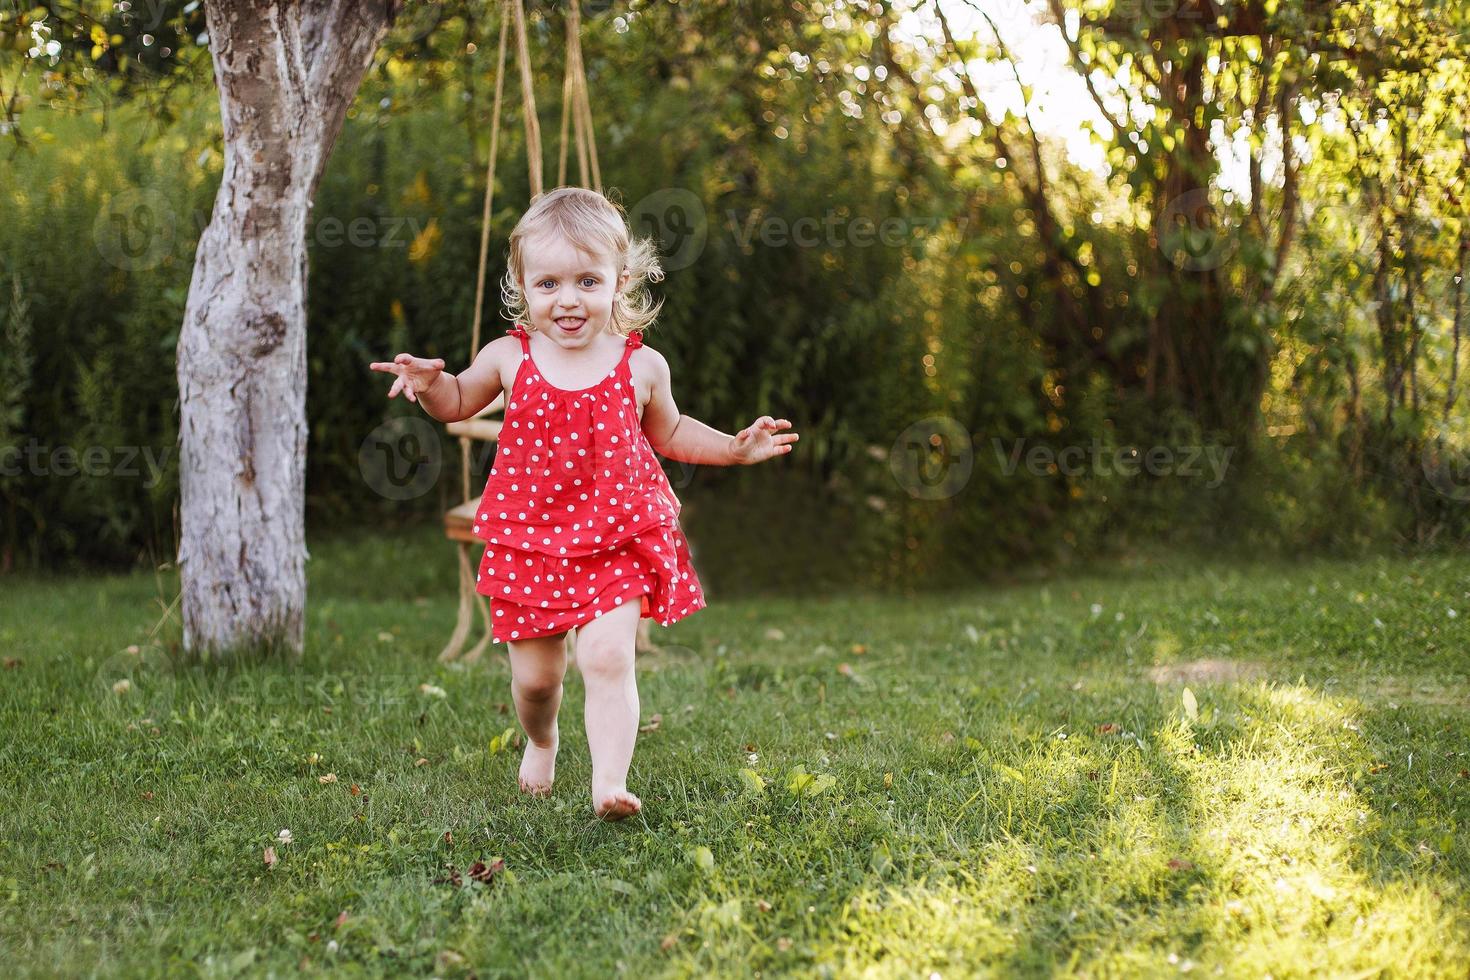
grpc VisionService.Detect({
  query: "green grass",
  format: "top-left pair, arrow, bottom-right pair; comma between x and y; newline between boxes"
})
2,527 -> 1468,977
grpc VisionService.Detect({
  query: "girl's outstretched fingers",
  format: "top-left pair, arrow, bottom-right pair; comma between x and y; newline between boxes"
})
732,416 -> 799,463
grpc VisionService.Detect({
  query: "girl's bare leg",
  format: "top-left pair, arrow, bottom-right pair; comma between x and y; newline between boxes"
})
506,629 -> 570,795
571,596 -> 644,820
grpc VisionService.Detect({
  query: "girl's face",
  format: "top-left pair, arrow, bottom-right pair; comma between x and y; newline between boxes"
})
521,232 -> 630,352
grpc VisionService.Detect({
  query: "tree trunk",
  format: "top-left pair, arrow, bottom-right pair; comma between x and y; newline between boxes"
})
177,0 -> 399,657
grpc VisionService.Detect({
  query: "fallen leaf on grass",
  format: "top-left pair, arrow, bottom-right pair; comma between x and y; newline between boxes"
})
467,858 -> 505,884
2,657 -> 20,669
756,899 -> 772,912
1368,763 -> 1389,774
263,846 -> 278,869
786,765 -> 836,797
738,769 -> 767,795
318,773 -> 338,784
764,628 -> 786,641
349,784 -> 361,797
435,951 -> 466,972
688,846 -> 715,871
851,644 -> 867,655
638,713 -> 662,733
435,859 -> 507,888
334,910 -> 349,930
414,758 -> 430,767
1167,858 -> 1195,871
1096,723 -> 1119,735
660,935 -> 679,951
995,763 -> 1026,784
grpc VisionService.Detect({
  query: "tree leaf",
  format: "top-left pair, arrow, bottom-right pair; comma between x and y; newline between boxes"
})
786,765 -> 814,795
738,768 -> 767,795
804,774 -> 836,797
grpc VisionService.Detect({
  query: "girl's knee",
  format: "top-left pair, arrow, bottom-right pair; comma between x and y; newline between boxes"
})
513,674 -> 563,702
576,635 -> 634,681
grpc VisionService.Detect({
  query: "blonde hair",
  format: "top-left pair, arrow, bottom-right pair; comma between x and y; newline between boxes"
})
499,186 -> 665,339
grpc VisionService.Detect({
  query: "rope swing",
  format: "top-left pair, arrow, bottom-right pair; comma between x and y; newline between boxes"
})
439,0 -> 602,663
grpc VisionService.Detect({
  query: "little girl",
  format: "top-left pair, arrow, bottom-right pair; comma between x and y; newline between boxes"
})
370,187 -> 797,820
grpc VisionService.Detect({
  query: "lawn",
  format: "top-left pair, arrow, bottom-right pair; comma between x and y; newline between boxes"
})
2,528 -> 1468,977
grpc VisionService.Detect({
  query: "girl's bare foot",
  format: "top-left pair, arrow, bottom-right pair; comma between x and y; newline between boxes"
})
592,786 -> 642,821
518,732 -> 558,796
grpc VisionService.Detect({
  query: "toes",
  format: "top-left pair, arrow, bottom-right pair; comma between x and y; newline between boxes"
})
518,774 -> 553,796
594,792 -> 642,820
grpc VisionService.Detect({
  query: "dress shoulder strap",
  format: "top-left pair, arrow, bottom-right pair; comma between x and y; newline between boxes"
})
506,324 -> 531,355
619,330 -> 644,365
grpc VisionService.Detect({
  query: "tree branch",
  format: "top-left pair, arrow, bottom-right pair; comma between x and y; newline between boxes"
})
1042,0 -> 1130,136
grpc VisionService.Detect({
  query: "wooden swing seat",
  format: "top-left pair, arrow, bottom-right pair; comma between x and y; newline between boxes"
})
442,394 -> 505,544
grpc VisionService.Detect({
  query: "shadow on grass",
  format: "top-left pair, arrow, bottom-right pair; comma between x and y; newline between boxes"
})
778,674 -> 1469,977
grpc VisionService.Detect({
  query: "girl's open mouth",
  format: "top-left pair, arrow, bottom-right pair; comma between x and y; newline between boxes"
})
556,317 -> 586,333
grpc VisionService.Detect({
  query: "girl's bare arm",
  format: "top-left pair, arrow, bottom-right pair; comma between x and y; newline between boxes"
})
416,336 -> 515,423
639,348 -> 797,465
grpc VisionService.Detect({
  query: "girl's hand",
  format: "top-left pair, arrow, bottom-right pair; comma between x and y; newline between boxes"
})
368,353 -> 445,404
730,416 -> 798,465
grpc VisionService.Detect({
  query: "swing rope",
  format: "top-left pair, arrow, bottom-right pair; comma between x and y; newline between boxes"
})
440,0 -> 599,663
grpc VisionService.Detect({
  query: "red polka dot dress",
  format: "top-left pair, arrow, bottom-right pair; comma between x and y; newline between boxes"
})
472,324 -> 707,643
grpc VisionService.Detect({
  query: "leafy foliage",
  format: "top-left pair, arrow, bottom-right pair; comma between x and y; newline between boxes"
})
0,0 -> 1466,581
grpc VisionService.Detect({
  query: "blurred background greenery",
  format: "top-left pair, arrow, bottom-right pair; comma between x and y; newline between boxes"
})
1,0 -> 1466,595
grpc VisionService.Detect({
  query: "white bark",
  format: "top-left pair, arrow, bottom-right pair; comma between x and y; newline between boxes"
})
178,0 -> 399,656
